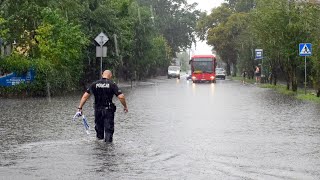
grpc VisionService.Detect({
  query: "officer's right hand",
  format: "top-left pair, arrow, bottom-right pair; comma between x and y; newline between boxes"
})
77,108 -> 83,115
124,107 -> 128,113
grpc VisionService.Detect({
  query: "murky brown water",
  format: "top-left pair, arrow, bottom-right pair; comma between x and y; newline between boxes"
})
1,77 -> 320,179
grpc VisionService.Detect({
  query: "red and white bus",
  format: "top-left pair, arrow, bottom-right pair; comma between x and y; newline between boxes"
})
189,55 -> 217,83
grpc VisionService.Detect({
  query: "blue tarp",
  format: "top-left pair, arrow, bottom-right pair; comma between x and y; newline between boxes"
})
0,69 -> 35,87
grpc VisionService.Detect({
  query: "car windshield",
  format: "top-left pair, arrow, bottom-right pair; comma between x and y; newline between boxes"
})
168,66 -> 180,71
216,68 -> 224,72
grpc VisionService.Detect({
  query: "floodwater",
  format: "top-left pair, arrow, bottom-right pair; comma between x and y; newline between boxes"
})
1,77 -> 320,179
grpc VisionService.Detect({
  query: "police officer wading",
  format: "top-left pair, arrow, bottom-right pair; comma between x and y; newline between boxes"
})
77,70 -> 128,143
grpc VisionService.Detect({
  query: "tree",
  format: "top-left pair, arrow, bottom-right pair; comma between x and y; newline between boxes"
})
226,0 -> 256,12
307,3 -> 320,96
199,4 -> 249,75
0,5 -> 88,95
0,16 -> 8,59
251,0 -> 319,91
34,8 -> 88,94
137,0 -> 201,55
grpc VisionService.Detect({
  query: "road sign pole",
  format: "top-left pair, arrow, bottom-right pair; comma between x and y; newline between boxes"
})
100,36 -> 103,76
95,32 -> 109,77
100,45 -> 103,76
299,43 -> 312,95
305,56 -> 307,95
261,57 -> 263,80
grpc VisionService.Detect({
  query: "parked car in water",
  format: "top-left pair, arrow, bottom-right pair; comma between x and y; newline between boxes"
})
168,65 -> 181,79
215,68 -> 226,80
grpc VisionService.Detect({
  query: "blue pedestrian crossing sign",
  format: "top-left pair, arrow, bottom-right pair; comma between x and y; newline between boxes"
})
299,43 -> 312,56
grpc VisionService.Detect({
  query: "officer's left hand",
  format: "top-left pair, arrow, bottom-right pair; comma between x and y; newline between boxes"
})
124,107 -> 128,113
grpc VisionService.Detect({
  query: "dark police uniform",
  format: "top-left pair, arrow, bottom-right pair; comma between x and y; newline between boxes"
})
86,78 -> 123,142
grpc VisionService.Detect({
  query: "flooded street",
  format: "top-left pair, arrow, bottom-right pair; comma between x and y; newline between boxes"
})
1,77 -> 320,179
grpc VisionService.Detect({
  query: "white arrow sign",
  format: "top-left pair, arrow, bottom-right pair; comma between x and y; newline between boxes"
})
95,32 -> 109,46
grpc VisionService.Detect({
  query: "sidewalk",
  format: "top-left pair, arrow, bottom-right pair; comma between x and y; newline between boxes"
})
117,76 -> 168,88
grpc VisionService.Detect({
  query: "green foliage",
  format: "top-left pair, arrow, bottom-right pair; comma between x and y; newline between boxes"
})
137,0 -> 201,54
0,54 -> 31,74
308,4 -> 320,96
177,51 -> 190,72
297,93 -> 320,103
145,35 -> 172,75
0,83 -> 29,97
0,6 -> 88,95
0,17 -> 8,39
260,83 -> 320,103
250,0 -> 320,91
0,0 -> 208,96
203,4 -> 249,75
198,0 -> 320,94
34,8 -> 89,93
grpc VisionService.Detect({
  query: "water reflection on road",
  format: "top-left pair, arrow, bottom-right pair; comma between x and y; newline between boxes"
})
1,77 -> 320,179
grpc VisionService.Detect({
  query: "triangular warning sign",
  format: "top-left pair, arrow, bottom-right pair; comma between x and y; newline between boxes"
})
300,44 -> 311,54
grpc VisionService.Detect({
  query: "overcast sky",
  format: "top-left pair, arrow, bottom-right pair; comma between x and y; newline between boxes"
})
188,0 -> 225,13
187,0 -> 225,55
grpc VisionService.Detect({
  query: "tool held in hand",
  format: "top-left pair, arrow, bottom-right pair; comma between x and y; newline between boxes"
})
73,111 -> 90,134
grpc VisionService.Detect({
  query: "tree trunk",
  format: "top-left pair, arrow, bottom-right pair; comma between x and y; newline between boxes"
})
286,73 -> 290,90
291,64 -> 298,92
317,80 -> 320,97
292,82 -> 297,92
226,62 -> 231,76
292,74 -> 298,92
232,63 -> 237,77
273,72 -> 278,86
271,68 -> 277,85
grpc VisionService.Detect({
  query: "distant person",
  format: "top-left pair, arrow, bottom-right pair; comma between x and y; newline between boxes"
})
255,66 -> 261,84
268,71 -> 272,83
242,69 -> 247,84
76,70 -> 128,143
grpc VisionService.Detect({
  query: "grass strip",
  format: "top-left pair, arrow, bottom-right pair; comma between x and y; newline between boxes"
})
231,76 -> 320,104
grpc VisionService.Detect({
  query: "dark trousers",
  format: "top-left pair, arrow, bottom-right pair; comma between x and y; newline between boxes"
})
94,109 -> 115,142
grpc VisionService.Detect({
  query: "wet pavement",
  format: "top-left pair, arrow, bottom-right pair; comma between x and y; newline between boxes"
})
1,76 -> 320,179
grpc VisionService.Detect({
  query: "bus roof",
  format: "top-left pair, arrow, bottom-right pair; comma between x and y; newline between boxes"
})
191,55 -> 215,58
